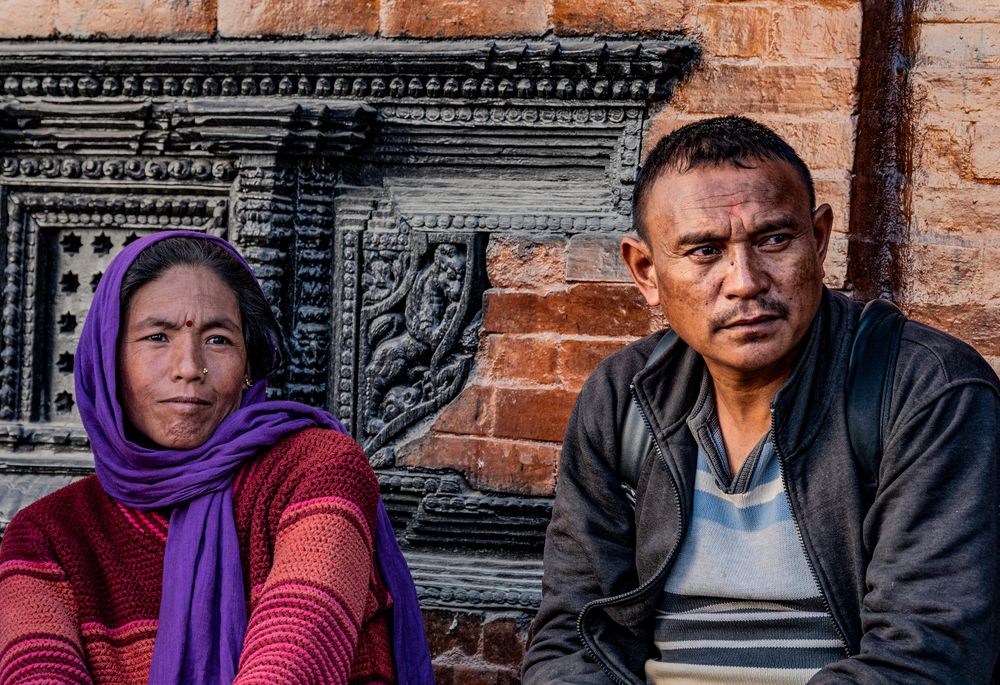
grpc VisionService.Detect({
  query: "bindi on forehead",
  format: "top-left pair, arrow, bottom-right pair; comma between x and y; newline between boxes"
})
185,320 -> 193,328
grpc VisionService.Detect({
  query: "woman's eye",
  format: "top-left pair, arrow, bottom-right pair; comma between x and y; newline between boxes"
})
206,335 -> 231,345
145,333 -> 167,343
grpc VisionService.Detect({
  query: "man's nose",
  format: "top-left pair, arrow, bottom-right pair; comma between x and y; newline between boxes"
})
722,246 -> 769,298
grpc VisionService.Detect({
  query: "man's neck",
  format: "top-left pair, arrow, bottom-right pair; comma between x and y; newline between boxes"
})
707,363 -> 792,476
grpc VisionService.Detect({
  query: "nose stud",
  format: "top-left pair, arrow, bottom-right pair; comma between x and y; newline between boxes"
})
201,368 -> 209,376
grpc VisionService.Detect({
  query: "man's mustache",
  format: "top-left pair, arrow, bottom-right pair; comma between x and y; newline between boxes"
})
709,297 -> 789,332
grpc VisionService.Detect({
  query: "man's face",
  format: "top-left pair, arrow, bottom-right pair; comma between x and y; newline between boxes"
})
622,159 -> 833,381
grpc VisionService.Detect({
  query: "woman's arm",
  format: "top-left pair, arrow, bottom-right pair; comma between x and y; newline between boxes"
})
0,517 -> 95,685
234,429 -> 392,685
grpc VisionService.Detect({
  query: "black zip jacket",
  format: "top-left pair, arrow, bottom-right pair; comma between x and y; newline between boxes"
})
523,289 -> 1000,684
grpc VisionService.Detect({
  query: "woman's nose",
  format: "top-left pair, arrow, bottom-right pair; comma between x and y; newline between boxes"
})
172,336 -> 204,381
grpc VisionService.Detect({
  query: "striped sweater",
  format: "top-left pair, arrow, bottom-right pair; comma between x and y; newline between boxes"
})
645,380 -> 842,684
0,428 -> 394,684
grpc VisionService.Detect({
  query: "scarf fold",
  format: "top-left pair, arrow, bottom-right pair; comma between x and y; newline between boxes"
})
75,229 -> 432,685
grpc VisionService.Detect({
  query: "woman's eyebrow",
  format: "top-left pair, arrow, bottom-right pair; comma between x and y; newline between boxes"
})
129,316 -> 240,331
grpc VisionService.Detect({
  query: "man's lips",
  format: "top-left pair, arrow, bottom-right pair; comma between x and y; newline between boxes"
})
720,314 -> 780,330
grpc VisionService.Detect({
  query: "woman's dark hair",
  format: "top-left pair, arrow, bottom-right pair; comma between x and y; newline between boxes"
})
632,115 -> 815,242
119,236 -> 285,380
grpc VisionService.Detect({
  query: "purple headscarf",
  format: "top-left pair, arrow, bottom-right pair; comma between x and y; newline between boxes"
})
74,230 -> 432,684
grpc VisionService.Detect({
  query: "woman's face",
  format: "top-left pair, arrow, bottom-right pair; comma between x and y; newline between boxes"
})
118,265 -> 248,450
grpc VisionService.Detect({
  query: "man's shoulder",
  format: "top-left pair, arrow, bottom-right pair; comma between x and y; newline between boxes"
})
893,317 -> 1000,411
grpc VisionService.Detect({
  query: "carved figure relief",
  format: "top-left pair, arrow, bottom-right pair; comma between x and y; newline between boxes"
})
359,232 -> 485,458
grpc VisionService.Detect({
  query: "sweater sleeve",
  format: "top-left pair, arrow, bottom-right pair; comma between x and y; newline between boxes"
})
0,514 -> 95,685
233,429 -> 391,685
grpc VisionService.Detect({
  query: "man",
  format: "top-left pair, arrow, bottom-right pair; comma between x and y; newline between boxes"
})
522,116 -> 1000,684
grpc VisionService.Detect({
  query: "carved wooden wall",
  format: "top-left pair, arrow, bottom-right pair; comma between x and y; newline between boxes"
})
0,38 -> 698,615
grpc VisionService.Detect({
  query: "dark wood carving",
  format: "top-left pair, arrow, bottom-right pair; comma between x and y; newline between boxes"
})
0,38 -> 699,611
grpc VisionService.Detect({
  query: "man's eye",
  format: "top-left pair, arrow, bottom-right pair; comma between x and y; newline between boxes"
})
761,234 -> 792,247
689,245 -> 721,258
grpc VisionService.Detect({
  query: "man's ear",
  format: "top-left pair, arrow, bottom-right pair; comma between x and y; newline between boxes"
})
621,236 -> 660,307
811,203 -> 834,278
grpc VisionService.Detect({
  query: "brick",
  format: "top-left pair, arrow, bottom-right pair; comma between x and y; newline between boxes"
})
919,22 -> 1000,66
486,236 -> 567,290
824,235 -> 849,291
911,117 -> 969,183
971,121 -> 1000,179
693,4 -> 771,58
911,183 -> 1000,236
919,1 -> 1000,22
492,387 -> 578,442
0,0 -> 57,37
398,433 -> 558,495
433,385 -> 495,436
422,609 -> 483,657
54,0 -> 215,37
771,5 -> 862,60
551,0 -> 684,35
646,111 -> 856,173
557,337 -> 633,388
908,243 -> 982,306
217,0 -> 377,37
479,334 -> 559,385
912,68 -> 999,117
381,0 -> 546,37
565,235 -> 632,283
482,615 -> 529,667
483,283 -> 663,337
907,303 -> 1000,357
813,171 -> 853,235
672,63 -> 857,115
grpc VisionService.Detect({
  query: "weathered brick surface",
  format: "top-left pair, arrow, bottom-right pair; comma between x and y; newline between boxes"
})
217,0 -> 377,37
492,387 -> 578,443
427,609 -> 529,685
55,0 -> 216,37
565,235 -> 632,283
482,285 -> 664,337
486,237 -> 567,290
0,0 -> 57,37
551,0 -> 685,36
906,2 -> 1000,355
398,433 -> 558,495
380,0 -> 546,37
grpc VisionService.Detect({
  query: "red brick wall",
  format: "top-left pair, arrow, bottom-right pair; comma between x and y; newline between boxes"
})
905,1 -> 1000,375
14,0 -> 1000,680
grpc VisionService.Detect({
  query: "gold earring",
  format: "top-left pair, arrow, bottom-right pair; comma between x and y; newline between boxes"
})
243,376 -> 253,389
201,368 -> 209,376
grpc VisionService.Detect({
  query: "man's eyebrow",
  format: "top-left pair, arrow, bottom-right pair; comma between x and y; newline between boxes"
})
754,215 -> 799,232
674,230 -> 725,247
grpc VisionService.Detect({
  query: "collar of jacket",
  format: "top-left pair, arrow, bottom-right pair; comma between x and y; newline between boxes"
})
622,289 -> 856,604
632,287 -> 852,469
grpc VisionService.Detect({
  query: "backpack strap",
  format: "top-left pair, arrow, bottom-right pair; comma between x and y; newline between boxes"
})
619,299 -> 907,502
620,330 -> 675,493
846,298 -> 907,494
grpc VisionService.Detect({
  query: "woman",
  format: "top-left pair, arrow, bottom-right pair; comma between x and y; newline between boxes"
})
0,231 -> 433,684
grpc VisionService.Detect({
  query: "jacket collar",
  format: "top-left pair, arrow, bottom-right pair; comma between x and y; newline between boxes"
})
632,288 -> 855,466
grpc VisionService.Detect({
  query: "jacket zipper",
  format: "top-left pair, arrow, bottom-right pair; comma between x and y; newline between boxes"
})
575,385 -> 686,685
771,405 -> 852,659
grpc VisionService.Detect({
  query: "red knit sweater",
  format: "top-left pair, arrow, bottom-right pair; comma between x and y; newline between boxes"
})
0,428 -> 394,684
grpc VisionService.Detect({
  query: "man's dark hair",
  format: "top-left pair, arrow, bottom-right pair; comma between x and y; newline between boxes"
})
632,115 -> 815,241
119,236 -> 285,381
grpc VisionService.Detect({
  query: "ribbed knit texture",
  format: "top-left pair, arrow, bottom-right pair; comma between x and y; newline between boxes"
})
645,379 -> 842,685
0,428 -> 394,685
